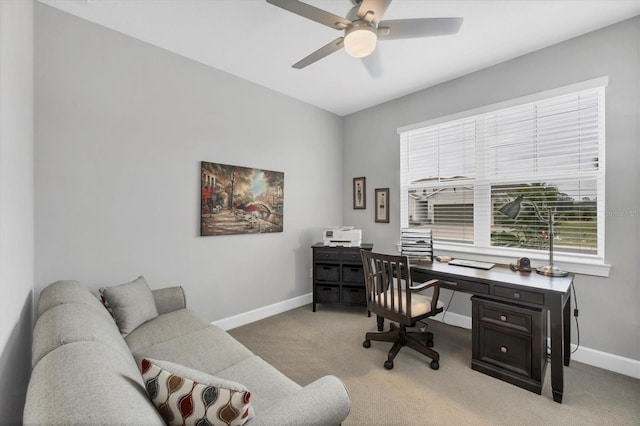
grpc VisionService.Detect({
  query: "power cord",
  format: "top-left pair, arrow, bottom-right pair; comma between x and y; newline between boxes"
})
546,281 -> 580,360
571,281 -> 580,354
440,290 -> 456,325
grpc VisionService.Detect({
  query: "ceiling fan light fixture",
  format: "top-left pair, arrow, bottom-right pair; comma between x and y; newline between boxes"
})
344,23 -> 377,58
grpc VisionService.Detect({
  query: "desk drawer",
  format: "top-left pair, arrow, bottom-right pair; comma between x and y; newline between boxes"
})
439,278 -> 489,295
476,300 -> 533,334
494,286 -> 544,305
471,296 -> 547,393
476,325 -> 532,378
315,264 -> 339,282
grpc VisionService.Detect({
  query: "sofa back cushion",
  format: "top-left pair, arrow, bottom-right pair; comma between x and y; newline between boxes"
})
31,302 -> 134,367
37,279 -> 110,319
24,342 -> 164,425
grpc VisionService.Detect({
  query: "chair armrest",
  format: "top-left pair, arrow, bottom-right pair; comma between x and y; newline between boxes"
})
152,286 -> 186,315
409,279 -> 439,292
250,375 -> 350,426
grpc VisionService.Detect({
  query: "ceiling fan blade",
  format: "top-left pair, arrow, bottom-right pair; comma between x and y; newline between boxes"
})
357,0 -> 392,24
378,17 -> 463,40
292,37 -> 345,69
361,50 -> 383,79
267,0 -> 351,30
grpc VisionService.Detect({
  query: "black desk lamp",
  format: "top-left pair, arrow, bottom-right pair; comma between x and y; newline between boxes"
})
499,195 -> 569,277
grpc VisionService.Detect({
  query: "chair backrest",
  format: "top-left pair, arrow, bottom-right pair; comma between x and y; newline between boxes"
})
360,250 -> 417,326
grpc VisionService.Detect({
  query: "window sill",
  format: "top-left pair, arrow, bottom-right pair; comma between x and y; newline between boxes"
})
431,243 -> 611,277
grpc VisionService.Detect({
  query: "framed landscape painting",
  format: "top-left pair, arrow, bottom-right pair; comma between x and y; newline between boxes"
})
201,161 -> 284,236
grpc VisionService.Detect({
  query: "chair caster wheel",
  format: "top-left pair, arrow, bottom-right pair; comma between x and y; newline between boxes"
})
363,340 -> 371,348
384,360 -> 394,370
427,340 -> 434,348
430,360 -> 440,370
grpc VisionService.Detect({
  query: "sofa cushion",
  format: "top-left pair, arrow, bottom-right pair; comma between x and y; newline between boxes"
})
125,308 -> 212,353
100,275 -> 159,336
141,358 -> 253,426
128,315 -> 254,376
31,302 -> 133,368
24,341 -> 164,425
213,356 -> 301,413
37,279 -> 110,319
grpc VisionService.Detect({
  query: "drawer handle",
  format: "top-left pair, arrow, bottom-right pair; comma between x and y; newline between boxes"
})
322,267 -> 332,270
350,268 -> 359,272
500,346 -> 508,353
500,315 -> 507,322
442,280 -> 458,286
513,292 -> 521,299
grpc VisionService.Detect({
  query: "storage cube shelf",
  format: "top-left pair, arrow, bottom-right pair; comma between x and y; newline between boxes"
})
312,243 -> 373,311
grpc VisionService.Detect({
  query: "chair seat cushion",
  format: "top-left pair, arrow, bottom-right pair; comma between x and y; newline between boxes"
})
380,289 -> 444,317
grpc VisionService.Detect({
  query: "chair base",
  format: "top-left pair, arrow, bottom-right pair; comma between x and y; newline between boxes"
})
363,323 -> 440,370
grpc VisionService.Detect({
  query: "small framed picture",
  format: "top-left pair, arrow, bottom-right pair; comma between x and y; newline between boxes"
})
375,188 -> 389,223
353,177 -> 366,209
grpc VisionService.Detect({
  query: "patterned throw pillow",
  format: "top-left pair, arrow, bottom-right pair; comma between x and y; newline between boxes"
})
140,358 -> 252,426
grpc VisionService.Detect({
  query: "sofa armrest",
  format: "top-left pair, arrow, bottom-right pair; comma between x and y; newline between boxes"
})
250,375 -> 350,426
152,286 -> 186,315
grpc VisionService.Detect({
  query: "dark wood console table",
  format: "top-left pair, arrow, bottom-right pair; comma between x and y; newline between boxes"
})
411,261 -> 573,403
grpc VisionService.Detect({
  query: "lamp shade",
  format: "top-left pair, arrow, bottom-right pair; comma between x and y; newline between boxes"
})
344,24 -> 377,58
499,195 -> 524,220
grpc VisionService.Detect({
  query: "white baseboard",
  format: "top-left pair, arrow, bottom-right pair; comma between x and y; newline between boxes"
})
212,293 -> 312,331
570,344 -> 640,379
213,293 -> 640,380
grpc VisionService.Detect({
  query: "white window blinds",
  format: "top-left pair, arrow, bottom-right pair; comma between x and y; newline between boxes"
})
400,80 -> 605,262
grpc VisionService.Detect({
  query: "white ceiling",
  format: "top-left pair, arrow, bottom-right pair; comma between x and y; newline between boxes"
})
39,0 -> 639,116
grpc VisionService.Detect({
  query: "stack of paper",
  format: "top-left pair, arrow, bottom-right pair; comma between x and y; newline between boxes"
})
401,228 -> 433,262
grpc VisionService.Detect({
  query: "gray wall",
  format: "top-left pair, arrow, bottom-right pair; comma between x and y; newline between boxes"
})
0,1 -> 34,423
343,17 -> 639,361
34,3 -> 343,321
1,6 -> 632,422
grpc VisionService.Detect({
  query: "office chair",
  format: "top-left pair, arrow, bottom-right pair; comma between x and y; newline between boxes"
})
360,250 -> 443,370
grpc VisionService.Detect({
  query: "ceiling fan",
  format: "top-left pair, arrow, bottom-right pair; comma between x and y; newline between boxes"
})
266,0 -> 463,76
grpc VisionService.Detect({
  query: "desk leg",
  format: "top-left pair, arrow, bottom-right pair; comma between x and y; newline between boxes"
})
550,294 -> 566,403
564,293 -> 571,367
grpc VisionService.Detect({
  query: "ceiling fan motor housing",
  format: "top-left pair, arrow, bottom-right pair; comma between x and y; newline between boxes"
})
344,21 -> 378,58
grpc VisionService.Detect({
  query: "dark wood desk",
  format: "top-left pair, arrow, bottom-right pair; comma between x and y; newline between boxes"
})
411,261 -> 573,403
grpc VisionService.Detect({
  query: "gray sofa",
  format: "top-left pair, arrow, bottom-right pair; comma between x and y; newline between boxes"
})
23,279 -> 350,425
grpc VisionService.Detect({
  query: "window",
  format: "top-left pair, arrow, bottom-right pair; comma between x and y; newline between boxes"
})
399,78 -> 608,275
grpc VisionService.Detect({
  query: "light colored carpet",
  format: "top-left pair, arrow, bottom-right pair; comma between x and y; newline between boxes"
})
229,304 -> 640,425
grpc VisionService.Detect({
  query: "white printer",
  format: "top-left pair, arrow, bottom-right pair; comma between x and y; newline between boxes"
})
322,226 -> 362,247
